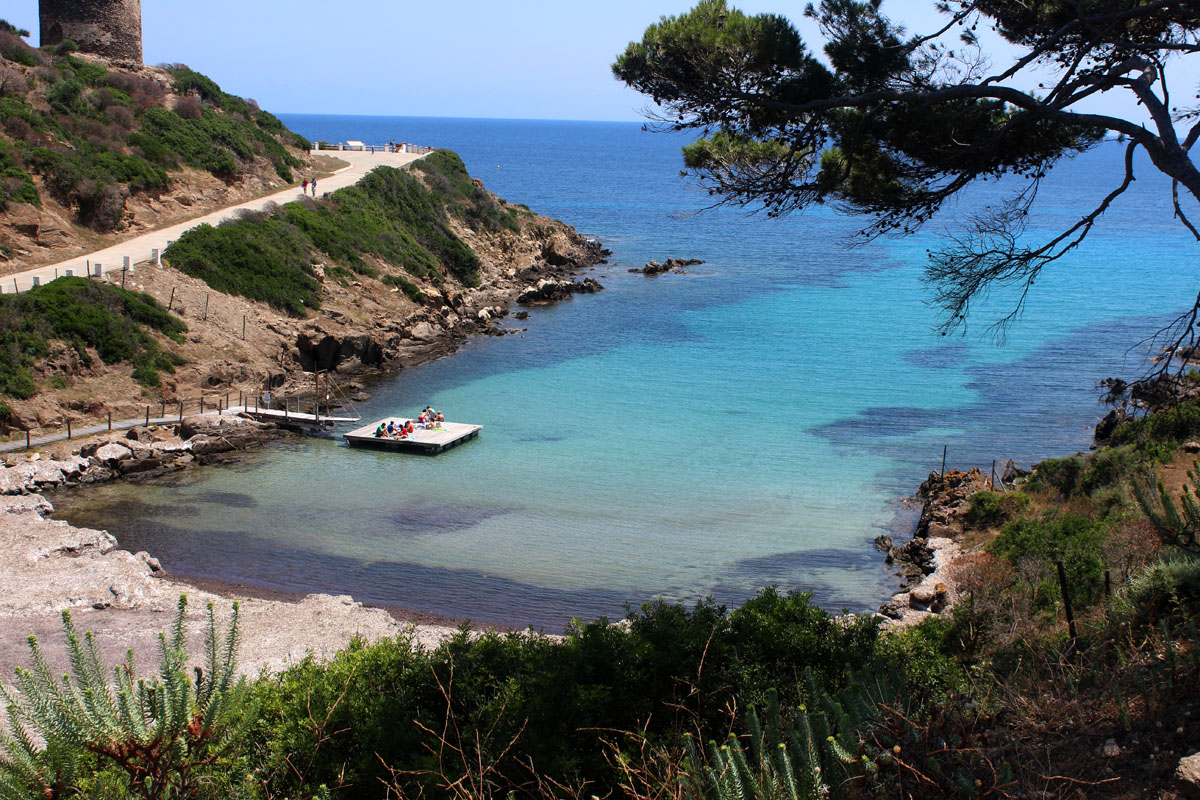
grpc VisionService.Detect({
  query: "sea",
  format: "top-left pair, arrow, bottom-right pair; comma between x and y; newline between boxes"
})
50,116 -> 1200,630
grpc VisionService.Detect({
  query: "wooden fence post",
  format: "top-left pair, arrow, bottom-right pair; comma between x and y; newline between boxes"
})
941,445 -> 947,477
203,294 -> 209,321
167,287 -> 175,311
145,406 -> 150,426
66,419 -> 71,439
1056,560 -> 1077,653
107,411 -> 112,431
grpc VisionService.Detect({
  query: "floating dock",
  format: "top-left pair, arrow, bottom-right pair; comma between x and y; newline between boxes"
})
343,418 -> 482,455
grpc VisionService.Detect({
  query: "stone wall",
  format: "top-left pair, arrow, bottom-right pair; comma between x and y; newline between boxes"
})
40,0 -> 142,63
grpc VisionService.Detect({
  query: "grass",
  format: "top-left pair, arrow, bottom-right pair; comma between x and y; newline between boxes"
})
164,153 -> 506,315
0,277 -> 186,398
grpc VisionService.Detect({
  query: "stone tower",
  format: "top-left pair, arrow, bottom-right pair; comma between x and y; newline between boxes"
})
40,0 -> 142,63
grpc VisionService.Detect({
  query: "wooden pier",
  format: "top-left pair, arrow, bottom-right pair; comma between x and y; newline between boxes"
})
343,418 -> 482,455
231,406 -> 360,432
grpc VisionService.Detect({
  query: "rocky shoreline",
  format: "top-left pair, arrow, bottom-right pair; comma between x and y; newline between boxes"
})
875,466 -> 1006,627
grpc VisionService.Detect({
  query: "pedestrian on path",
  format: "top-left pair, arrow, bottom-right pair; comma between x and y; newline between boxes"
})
302,178 -> 309,194
311,178 -> 318,196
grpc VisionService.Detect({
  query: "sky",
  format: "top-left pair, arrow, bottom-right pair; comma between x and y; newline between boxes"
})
5,1 -> 1199,124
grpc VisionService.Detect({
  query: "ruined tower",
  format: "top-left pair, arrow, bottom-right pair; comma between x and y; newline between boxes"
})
40,0 -> 142,63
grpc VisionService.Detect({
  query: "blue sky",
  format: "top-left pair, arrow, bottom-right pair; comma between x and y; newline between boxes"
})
6,1 -> 1199,124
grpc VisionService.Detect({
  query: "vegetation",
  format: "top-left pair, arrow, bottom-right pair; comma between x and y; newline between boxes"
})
613,1 -> 1200,352
0,276 -> 186,398
0,596 -> 250,800
3,395 -> 1200,797
164,152 -> 510,315
0,26 -> 306,230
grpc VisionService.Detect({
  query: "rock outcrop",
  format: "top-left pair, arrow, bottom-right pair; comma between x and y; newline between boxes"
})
630,257 -> 704,275
879,468 -> 993,626
1,415 -> 279,495
516,277 -> 604,304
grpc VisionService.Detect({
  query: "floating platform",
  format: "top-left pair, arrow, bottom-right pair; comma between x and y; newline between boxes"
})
343,418 -> 482,455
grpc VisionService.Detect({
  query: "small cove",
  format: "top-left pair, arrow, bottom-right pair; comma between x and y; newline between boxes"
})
51,118 -> 1200,630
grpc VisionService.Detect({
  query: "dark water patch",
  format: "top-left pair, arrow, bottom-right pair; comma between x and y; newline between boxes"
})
194,491 -> 258,509
903,343 -> 969,370
383,501 -> 514,536
516,434 -> 566,443
812,407 -> 954,440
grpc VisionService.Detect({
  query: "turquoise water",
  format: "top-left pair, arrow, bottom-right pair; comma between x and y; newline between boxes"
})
51,118 -> 1200,629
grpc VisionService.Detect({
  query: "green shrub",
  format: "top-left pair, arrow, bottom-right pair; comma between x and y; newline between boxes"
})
0,30 -> 40,67
1029,455 -> 1086,497
990,512 -> 1107,608
1111,553 -> 1200,626
382,273 -> 426,302
164,221 -> 320,316
0,399 -> 11,425
964,490 -> 1030,527
251,588 -> 885,798
0,143 -> 38,209
0,277 -> 185,399
1110,399 -> 1200,457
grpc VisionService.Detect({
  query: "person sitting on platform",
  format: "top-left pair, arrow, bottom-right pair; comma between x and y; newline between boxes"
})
374,423 -> 386,438
385,420 -> 396,437
435,411 -> 445,424
405,420 -> 416,436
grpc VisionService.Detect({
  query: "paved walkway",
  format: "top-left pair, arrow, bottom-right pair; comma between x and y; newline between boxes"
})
2,150 -> 427,294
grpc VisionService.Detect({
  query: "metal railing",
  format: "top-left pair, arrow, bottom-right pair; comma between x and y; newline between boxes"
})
312,141 -> 435,154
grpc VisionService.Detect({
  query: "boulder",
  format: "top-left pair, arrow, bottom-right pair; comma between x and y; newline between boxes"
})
0,468 -> 26,495
94,442 -> 133,464
126,425 -> 155,443
11,461 -> 66,489
1177,753 -> 1200,799
1094,408 -> 1125,443
873,534 -> 893,553
135,551 -> 165,574
409,321 -> 442,342
118,457 -> 163,476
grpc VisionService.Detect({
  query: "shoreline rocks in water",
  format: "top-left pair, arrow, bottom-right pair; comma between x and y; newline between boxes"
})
878,467 -> 993,626
0,415 -> 282,493
516,277 -> 604,304
630,257 -> 704,275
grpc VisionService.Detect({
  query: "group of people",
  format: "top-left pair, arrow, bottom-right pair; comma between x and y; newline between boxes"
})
372,406 -> 446,440
300,178 -> 319,196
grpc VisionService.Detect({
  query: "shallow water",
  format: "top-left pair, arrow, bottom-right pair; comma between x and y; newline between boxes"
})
51,119 -> 1200,630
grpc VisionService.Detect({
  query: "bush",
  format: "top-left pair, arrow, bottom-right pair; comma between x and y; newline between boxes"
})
1029,455 -> 1086,496
0,277 -> 185,399
164,221 -> 320,316
1111,553 -> 1200,626
964,490 -> 1030,527
0,142 -> 38,209
1110,399 -> 1200,457
251,588 -> 887,798
990,512 -> 1107,608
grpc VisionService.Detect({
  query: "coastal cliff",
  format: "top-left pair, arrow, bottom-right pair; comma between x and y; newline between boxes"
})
0,40 -> 607,436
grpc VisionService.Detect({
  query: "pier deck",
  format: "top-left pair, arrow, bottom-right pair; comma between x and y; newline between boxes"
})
343,418 -> 482,455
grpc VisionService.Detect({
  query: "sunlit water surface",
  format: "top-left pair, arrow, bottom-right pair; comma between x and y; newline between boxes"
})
51,119 -> 1199,629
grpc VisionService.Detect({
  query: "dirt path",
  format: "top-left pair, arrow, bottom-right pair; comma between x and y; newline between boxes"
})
1,151 -> 425,294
